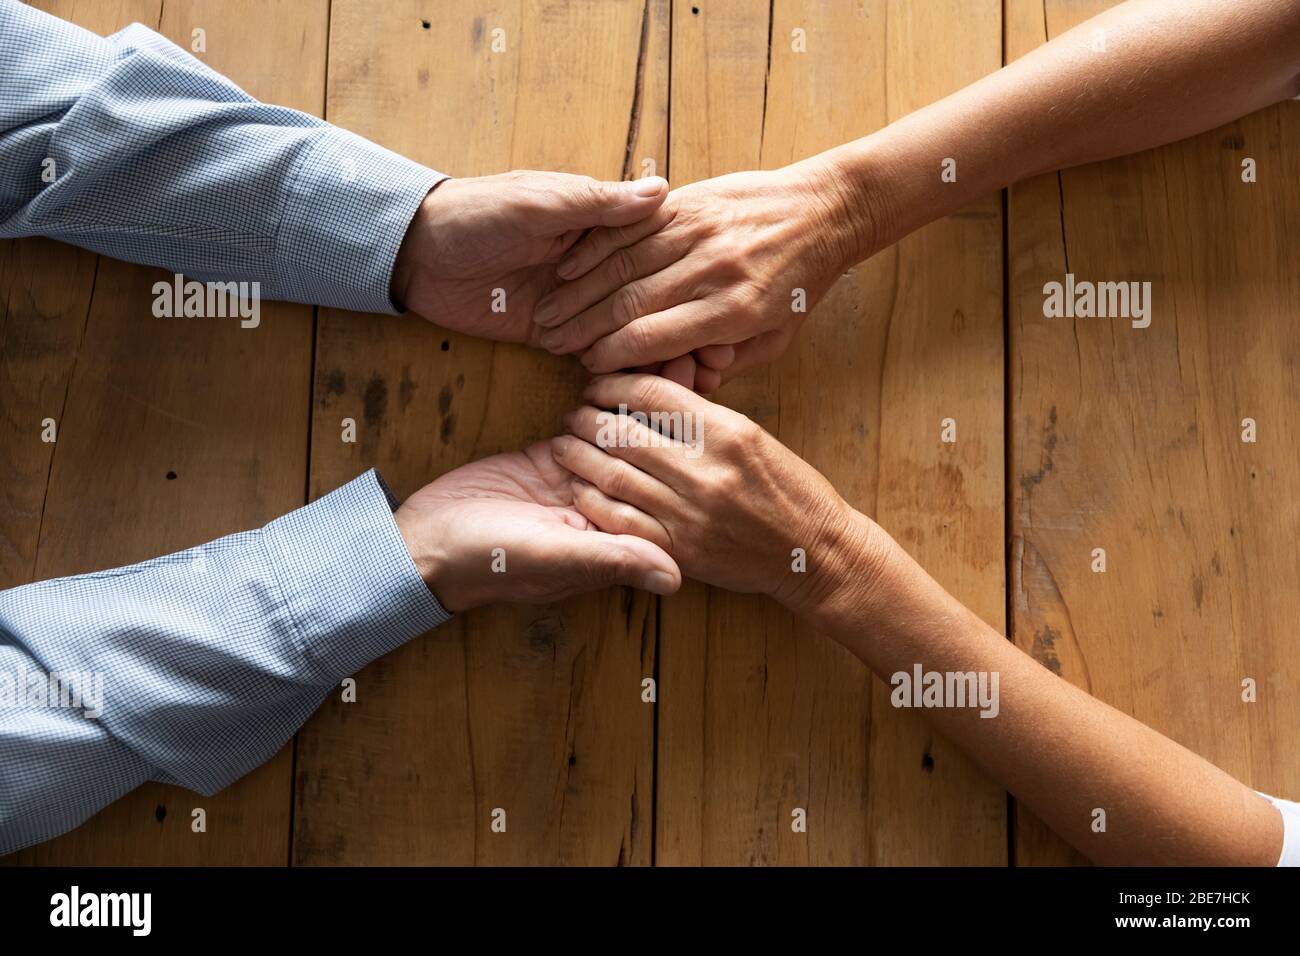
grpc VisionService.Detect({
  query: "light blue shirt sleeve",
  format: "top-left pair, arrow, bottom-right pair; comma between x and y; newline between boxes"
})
0,1 -> 454,854
0,470 -> 452,855
0,0 -> 447,313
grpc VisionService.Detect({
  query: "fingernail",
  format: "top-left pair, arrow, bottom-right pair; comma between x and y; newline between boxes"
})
556,258 -> 579,280
540,329 -> 564,352
534,299 -> 560,326
630,176 -> 666,198
580,351 -> 597,371
643,570 -> 677,595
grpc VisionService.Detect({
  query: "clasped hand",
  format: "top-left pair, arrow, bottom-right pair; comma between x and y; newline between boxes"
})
389,163 -> 873,611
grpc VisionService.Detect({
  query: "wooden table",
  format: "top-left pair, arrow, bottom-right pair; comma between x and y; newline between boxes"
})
3,0 -> 1296,866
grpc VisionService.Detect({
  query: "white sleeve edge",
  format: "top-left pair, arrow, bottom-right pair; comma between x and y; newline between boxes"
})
1258,792 -> 1300,867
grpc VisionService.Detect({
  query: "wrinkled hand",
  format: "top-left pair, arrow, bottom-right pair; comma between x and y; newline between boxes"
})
532,163 -> 864,384
393,441 -> 681,613
549,373 -> 881,613
390,170 -> 668,345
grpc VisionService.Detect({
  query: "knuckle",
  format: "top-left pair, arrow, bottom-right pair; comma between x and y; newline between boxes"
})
610,248 -> 639,286
612,286 -> 645,327
612,221 -> 638,246
622,321 -> 654,359
698,307 -> 729,338
702,465 -> 740,505
576,177 -> 606,210
717,412 -> 755,451
599,547 -> 634,584
604,464 -> 630,499
631,376 -> 662,412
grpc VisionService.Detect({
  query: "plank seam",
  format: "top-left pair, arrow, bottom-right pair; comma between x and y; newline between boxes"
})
29,255 -> 98,583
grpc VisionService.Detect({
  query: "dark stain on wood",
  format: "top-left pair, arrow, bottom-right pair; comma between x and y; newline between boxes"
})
324,369 -> 345,397
363,374 -> 388,428
1030,625 -> 1063,675
1019,405 -> 1058,494
398,365 -> 417,411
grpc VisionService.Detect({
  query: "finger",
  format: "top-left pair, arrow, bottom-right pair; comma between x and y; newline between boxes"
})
550,433 -> 678,514
562,404 -> 698,488
660,354 -> 720,394
659,354 -> 696,390
535,230 -> 683,329
560,526 -> 681,595
556,203 -> 675,281
694,366 -> 723,394
714,330 -> 790,384
539,258 -> 696,355
582,371 -> 716,420
694,344 -> 734,371
581,300 -> 721,373
549,227 -> 587,261
547,174 -> 669,231
569,478 -> 673,553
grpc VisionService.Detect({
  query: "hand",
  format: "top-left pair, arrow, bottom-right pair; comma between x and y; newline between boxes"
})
531,161 -> 867,382
392,440 -> 681,613
548,373 -> 884,614
390,170 -> 668,346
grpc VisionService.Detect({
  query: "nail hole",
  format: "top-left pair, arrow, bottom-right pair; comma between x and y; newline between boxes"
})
691,6 -> 700,14
921,752 -> 935,773
440,340 -> 450,351
166,471 -> 177,480
567,753 -> 577,766
155,805 -> 167,822
421,19 -> 430,29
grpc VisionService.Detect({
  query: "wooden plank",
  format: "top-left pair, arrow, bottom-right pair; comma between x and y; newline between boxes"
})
0,236 -> 97,591
4,0 -> 327,864
0,0 -> 156,588
292,0 -> 669,865
1007,0 -> 1300,865
656,0 -> 1006,865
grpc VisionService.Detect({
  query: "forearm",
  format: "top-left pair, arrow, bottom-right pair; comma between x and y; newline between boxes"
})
798,514 -> 1283,866
0,470 -> 447,854
0,0 -> 442,313
806,0 -> 1300,261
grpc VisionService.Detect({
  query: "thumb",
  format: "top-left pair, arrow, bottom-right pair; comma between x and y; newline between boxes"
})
716,331 -> 789,386
552,174 -> 668,230
572,531 -> 681,596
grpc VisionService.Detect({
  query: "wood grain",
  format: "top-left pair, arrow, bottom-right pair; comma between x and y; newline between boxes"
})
1006,0 -> 1300,865
291,0 -> 669,865
4,0 -> 1295,868
655,0 -> 1007,865
3,0 -> 327,865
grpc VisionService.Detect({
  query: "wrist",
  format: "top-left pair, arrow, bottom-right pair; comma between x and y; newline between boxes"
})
389,209 -> 422,310
789,145 -> 891,271
776,503 -> 895,634
392,504 -> 472,613
389,184 -> 444,310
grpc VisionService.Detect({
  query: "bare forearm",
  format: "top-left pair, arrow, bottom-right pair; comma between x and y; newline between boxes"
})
808,0 -> 1300,261
800,515 -> 1283,866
